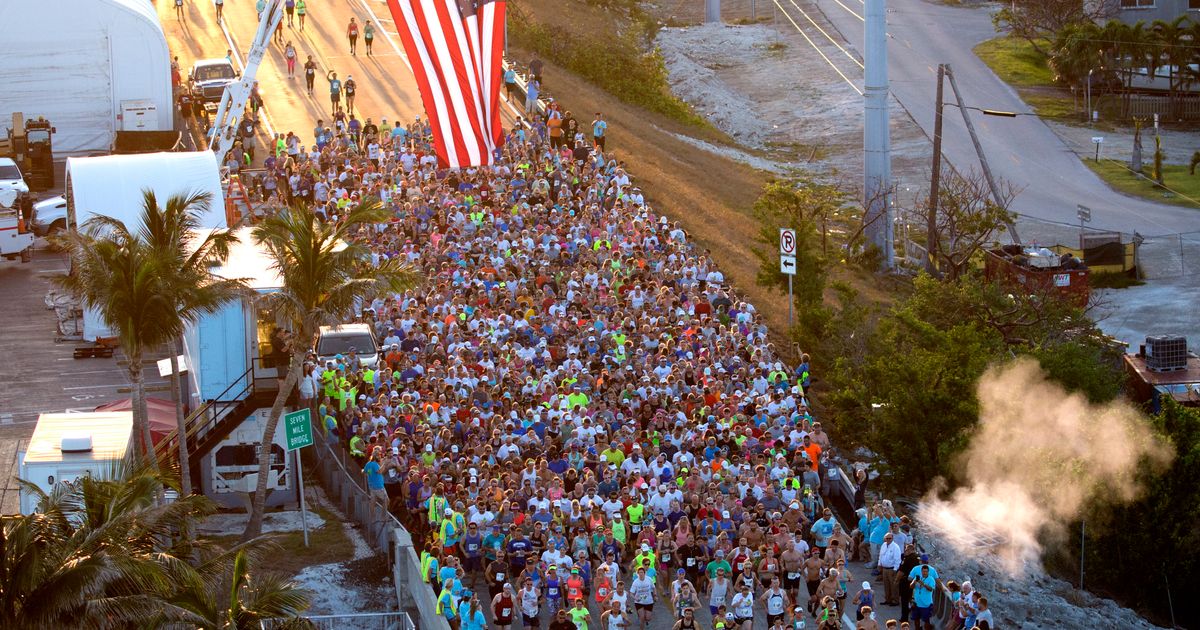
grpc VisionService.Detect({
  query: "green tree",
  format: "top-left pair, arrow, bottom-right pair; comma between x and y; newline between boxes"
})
1066,400 -> 1200,628
823,282 -> 1001,488
56,228 -> 177,462
96,190 -> 247,496
1152,16 -> 1193,118
751,180 -> 844,333
243,202 -> 416,540
993,0 -> 1114,57
159,544 -> 312,629
0,466 -> 213,628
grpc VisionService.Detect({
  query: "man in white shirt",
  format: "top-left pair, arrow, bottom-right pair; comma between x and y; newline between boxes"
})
877,533 -> 902,606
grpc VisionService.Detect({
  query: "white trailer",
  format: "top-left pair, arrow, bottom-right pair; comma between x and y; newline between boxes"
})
18,411 -> 134,515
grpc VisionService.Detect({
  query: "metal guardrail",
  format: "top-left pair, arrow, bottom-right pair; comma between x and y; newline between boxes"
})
308,423 -> 450,630
261,611 -> 414,629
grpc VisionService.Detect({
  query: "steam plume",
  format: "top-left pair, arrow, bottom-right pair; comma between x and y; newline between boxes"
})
919,357 -> 1173,572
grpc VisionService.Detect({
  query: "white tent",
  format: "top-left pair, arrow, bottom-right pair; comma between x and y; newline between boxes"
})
65,151 -> 226,341
0,0 -> 173,155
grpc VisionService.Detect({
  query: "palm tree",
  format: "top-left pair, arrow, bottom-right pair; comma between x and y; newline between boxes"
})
158,543 -> 312,629
56,228 -> 178,462
119,189 -> 246,496
242,201 -> 416,539
1153,16 -> 1193,119
1,465 -> 214,628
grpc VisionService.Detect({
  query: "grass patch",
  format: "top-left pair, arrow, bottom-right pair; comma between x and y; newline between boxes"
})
509,0 -> 709,128
1090,271 -> 1145,290
975,36 -> 1086,123
1084,160 -> 1200,209
201,507 -> 356,577
974,36 -> 1055,87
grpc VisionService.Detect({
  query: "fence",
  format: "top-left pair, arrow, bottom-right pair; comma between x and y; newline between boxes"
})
308,428 -> 450,630
1127,94 -> 1200,121
262,612 -> 414,630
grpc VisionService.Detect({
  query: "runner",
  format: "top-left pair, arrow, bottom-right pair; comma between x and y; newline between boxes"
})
364,20 -> 375,56
344,74 -> 357,116
730,583 -> 755,630
518,577 -> 541,630
284,42 -> 297,78
629,565 -> 656,630
347,17 -> 359,56
760,578 -> 790,627
325,71 -> 341,114
492,583 -> 516,630
296,0 -> 306,30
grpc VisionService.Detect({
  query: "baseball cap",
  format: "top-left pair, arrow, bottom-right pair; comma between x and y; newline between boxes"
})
862,581 -> 872,589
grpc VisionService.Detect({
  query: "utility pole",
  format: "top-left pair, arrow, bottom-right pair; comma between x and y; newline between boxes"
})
944,64 -> 1022,245
863,0 -> 894,270
927,64 -> 944,276
705,0 -> 720,23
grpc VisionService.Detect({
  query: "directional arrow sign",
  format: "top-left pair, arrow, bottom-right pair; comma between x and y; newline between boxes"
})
780,254 -> 797,275
779,228 -> 797,256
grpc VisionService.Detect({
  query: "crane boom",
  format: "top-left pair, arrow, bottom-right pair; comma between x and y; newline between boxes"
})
208,0 -> 285,162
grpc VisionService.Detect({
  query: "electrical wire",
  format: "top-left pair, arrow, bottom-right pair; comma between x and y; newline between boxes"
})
770,0 -> 864,95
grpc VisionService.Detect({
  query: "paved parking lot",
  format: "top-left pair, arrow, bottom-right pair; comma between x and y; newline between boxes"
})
0,236 -> 167,513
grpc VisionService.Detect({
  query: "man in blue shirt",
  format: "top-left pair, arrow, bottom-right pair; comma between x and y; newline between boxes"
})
909,564 -> 936,625
363,453 -> 387,507
592,112 -> 608,151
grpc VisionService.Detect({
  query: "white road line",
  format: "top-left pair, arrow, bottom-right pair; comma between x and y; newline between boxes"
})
772,0 -> 863,95
216,2 -> 278,138
786,0 -> 863,69
352,0 -> 412,70
350,0 -> 525,121
62,382 -> 168,391
830,0 -> 864,22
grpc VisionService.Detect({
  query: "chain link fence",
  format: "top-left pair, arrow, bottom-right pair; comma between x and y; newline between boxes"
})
308,430 -> 450,630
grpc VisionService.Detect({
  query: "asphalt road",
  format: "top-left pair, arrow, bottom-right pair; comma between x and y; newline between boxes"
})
159,0 -> 526,159
811,0 -> 1200,239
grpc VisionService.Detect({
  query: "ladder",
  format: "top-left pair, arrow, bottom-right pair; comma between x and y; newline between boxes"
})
208,0 -> 285,163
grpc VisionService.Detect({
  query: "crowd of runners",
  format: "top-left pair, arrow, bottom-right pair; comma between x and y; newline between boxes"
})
249,83 -> 1000,629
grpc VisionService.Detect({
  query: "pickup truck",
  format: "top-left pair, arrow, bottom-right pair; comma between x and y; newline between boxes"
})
189,58 -> 239,104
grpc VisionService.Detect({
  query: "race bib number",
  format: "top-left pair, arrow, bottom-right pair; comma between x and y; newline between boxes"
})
686,558 -> 696,567
468,544 -> 479,551
788,572 -> 800,580
502,608 -> 511,617
549,587 -> 559,596
631,524 -> 641,533
496,573 -> 505,581
662,553 -> 671,562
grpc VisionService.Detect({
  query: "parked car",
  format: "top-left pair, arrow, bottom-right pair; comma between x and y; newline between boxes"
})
32,195 -> 67,236
0,158 -> 29,197
316,324 -> 380,369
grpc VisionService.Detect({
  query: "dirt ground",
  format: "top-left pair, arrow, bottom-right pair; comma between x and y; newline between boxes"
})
510,0 -> 927,346
655,21 -> 932,194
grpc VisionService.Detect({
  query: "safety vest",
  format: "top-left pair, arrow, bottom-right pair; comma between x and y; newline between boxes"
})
420,551 -> 437,581
428,495 -> 447,524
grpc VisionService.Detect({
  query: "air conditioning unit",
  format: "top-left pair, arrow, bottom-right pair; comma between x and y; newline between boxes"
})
1145,335 -> 1188,372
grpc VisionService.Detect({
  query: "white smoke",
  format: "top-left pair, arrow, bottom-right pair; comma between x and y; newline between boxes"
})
919,357 -> 1173,573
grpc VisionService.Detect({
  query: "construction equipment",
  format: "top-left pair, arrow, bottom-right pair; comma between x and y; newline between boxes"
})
208,0 -> 284,165
2,113 -> 56,191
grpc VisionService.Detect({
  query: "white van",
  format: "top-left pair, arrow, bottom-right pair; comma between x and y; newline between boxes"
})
316,324 -> 380,369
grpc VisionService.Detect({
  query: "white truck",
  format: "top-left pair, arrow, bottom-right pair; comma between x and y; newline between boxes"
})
0,157 -> 34,262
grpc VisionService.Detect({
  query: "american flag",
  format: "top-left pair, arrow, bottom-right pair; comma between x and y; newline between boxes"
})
387,0 -> 506,168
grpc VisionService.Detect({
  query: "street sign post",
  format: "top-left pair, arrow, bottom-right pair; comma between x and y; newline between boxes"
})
1091,137 -> 1104,162
780,229 -> 797,327
779,228 -> 797,256
283,408 -> 313,546
1077,205 -> 1091,249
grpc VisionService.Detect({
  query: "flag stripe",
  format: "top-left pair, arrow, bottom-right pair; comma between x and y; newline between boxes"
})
411,0 -> 474,165
388,0 -> 461,166
387,0 -> 505,168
